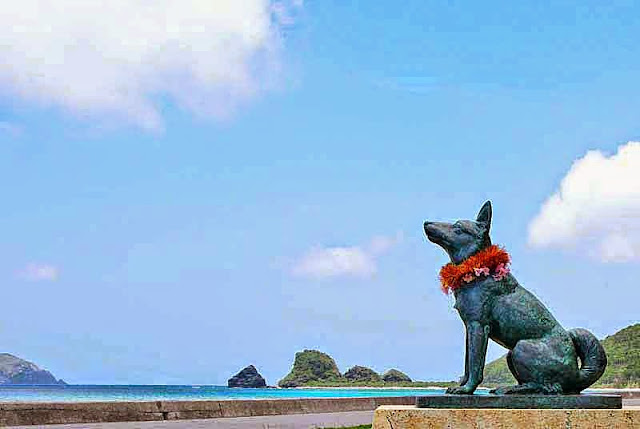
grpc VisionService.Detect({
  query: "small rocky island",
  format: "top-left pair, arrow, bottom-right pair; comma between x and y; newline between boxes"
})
382,368 -> 412,383
227,365 -> 267,388
277,349 -> 417,387
344,365 -> 381,383
278,350 -> 343,387
0,353 -> 66,385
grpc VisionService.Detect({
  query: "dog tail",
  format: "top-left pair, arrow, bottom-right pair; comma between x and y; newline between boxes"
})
569,328 -> 608,391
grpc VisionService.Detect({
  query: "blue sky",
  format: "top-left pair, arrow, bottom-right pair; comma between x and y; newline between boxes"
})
0,1 -> 638,385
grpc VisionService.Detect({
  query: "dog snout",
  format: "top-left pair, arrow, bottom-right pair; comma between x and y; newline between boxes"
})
424,221 -> 450,245
423,221 -> 438,237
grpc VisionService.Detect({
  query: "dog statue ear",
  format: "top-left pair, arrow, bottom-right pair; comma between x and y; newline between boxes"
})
476,201 -> 492,232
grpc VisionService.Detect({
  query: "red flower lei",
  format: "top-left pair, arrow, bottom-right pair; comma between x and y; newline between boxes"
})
439,245 -> 511,294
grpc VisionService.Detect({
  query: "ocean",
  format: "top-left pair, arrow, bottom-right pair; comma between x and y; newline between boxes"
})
0,385 -> 467,402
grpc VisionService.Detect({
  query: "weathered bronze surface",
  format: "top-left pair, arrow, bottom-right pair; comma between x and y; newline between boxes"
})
423,201 -> 607,395
416,394 -> 621,409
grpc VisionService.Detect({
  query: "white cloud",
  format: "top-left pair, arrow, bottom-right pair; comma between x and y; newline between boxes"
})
19,263 -> 59,281
368,234 -> 401,255
0,1 -> 299,131
292,246 -> 376,278
291,234 -> 401,279
528,141 -> 640,262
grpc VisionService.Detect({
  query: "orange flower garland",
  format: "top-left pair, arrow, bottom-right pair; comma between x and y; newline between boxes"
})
439,245 -> 511,294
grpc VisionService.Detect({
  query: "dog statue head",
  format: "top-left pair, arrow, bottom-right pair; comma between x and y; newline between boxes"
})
424,201 -> 493,264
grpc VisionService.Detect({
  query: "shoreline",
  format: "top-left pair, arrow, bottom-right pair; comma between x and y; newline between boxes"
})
290,385 -> 476,390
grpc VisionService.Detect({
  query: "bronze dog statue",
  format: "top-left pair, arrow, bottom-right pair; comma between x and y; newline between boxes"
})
424,201 -> 607,394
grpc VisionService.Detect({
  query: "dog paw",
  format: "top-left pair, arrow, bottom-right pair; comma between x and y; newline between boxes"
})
446,385 -> 475,394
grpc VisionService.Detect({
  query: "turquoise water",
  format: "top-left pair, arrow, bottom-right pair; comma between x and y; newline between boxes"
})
0,385 -> 471,402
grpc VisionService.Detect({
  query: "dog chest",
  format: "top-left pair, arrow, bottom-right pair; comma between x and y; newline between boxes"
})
453,281 -> 496,324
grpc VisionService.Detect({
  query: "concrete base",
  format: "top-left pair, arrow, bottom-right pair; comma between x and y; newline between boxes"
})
373,405 -> 639,428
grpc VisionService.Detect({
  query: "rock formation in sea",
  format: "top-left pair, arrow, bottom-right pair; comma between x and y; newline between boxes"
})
227,365 -> 267,388
344,365 -> 381,383
0,353 -> 66,385
381,368 -> 412,383
278,350 -> 343,387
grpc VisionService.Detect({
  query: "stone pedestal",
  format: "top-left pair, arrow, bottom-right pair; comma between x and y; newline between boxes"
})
372,405 -> 639,429
416,394 -> 622,409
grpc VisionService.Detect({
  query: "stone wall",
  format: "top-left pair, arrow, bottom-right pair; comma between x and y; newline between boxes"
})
0,396 -> 416,426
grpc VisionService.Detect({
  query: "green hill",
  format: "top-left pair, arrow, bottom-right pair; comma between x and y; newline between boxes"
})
482,354 -> 515,386
278,350 -> 343,387
482,323 -> 640,388
598,324 -> 640,387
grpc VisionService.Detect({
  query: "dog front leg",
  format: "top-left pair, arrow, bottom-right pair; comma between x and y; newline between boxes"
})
457,328 -> 470,387
446,321 -> 489,394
